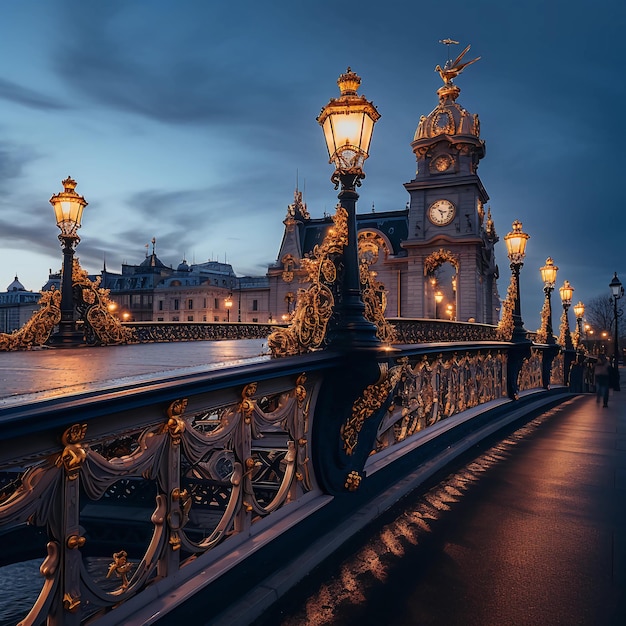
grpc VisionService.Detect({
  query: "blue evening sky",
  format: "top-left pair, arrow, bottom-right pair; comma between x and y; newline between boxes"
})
0,0 -> 624,329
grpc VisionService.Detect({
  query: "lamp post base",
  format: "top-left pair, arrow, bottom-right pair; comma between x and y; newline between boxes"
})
49,322 -> 84,348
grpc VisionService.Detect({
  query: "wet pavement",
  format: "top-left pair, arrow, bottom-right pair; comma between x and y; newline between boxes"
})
254,378 -> 626,626
0,339 -> 270,404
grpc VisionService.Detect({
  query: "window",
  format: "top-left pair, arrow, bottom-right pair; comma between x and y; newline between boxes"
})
174,299 -> 179,311
203,298 -> 207,308
252,318 -> 258,323
158,300 -> 163,311
157,317 -> 164,321
187,315 -> 194,322
188,299 -> 193,310
252,299 -> 258,311
213,316 -> 219,322
214,298 -> 219,309
202,315 -> 207,322
172,316 -> 179,322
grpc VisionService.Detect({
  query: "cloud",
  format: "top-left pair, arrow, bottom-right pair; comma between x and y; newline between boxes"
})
0,78 -> 68,111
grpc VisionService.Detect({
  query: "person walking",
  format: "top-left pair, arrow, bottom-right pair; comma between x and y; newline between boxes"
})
594,353 -> 611,407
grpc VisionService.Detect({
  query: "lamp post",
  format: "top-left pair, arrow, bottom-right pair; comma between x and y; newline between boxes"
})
539,257 -> 558,344
609,272 -> 623,390
434,290 -> 443,319
573,301 -> 585,350
317,67 -> 381,349
49,177 -> 88,346
225,294 -> 233,322
503,220 -> 531,399
446,303 -> 454,321
558,280 -> 576,385
503,220 -> 530,342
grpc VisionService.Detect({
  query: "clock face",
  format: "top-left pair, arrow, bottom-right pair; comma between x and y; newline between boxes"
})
428,199 -> 456,226
433,155 -> 452,172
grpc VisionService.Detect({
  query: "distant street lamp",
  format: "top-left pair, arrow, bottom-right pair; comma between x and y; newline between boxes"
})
503,220 -> 530,342
225,294 -> 233,322
446,303 -> 454,321
559,280 -> 576,385
49,177 -> 88,346
573,300 -> 585,350
503,220 -> 532,399
434,290 -> 443,319
539,257 -> 558,344
609,272 -> 623,389
317,67 -> 380,348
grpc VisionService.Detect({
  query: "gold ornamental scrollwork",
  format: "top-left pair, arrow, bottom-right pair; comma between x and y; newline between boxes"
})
0,287 -> 61,351
496,273 -> 517,341
106,550 -> 133,590
239,383 -> 257,423
56,423 -> 88,480
161,398 -> 188,444
424,248 -> 460,275
341,364 -> 403,455
345,470 -> 362,492
268,205 -> 347,357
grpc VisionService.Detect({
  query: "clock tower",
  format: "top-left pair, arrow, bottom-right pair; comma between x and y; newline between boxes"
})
402,44 -> 499,323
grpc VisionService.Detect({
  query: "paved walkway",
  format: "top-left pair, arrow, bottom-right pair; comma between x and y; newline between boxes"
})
0,339 -> 269,404
253,379 -> 626,626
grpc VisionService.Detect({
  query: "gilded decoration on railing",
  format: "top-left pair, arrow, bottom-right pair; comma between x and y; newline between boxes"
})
106,550 -> 133,590
496,273 -> 516,340
161,398 -> 188,444
268,206 -> 347,357
393,319 -> 499,343
551,351 -> 564,385
536,296 -> 550,343
359,232 -> 397,344
0,374 -> 316,623
344,470 -> 362,492
424,248 -> 460,275
372,350 -> 508,454
56,423 -> 88,479
0,287 -> 61,350
518,347 -> 543,391
341,363 -> 404,455
72,260 -> 136,346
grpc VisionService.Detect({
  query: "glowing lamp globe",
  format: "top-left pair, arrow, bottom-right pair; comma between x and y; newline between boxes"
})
559,280 -> 574,306
317,68 -> 380,174
504,220 -> 530,265
50,177 -> 88,238
540,257 -> 558,288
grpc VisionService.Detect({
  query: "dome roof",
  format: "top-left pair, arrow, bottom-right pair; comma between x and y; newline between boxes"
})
7,275 -> 26,291
139,253 -> 167,269
414,85 -> 480,142
177,259 -> 190,272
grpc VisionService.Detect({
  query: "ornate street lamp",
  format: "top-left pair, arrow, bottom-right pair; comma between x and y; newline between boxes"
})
539,257 -> 558,343
224,294 -> 233,322
503,220 -> 530,341
49,177 -> 88,346
609,272 -> 623,389
502,220 -> 532,399
573,301 -> 585,349
538,257 -> 560,388
317,67 -> 381,348
434,290 -> 443,319
558,280 -> 576,385
446,303 -> 454,321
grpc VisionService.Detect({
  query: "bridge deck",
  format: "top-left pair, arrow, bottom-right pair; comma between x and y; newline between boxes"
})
245,378 -> 626,626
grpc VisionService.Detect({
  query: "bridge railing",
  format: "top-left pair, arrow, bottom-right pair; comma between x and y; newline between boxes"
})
0,338 -> 558,625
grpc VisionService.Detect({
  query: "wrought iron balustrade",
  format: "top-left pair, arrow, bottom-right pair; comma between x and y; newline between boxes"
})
0,337 -> 559,625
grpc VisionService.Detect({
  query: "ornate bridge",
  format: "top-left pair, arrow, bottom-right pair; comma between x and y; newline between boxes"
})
0,326 -> 586,625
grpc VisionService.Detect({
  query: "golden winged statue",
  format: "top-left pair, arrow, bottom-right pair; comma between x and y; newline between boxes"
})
435,43 -> 480,86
